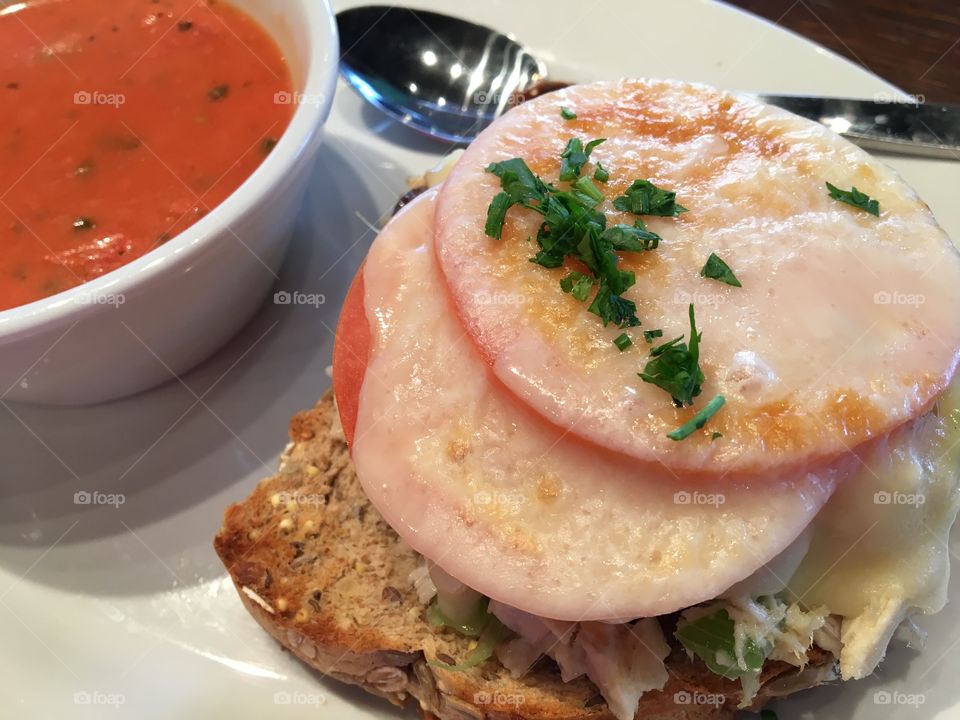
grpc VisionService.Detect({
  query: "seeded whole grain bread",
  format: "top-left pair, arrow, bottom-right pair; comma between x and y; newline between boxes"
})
214,391 -> 839,720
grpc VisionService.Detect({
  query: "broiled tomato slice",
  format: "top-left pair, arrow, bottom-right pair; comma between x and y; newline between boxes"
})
332,263 -> 369,448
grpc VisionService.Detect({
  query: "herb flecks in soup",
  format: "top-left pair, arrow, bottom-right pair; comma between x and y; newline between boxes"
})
0,0 -> 294,311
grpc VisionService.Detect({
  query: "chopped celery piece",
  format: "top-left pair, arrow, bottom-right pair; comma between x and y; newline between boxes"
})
675,608 -> 771,680
427,613 -> 508,671
425,597 -> 489,637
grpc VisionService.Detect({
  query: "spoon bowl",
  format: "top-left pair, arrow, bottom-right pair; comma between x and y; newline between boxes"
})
337,5 -> 547,143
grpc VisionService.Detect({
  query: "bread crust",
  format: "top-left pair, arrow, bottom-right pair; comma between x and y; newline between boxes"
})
214,391 -> 838,720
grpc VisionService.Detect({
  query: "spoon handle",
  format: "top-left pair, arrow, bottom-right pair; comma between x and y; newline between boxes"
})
756,94 -> 960,160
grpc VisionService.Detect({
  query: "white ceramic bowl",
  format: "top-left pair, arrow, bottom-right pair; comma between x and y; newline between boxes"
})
0,0 -> 339,406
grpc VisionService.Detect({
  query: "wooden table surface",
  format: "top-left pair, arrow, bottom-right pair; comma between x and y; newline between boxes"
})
725,0 -> 960,103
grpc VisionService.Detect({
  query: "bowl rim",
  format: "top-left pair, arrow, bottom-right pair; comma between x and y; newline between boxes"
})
0,0 -> 339,340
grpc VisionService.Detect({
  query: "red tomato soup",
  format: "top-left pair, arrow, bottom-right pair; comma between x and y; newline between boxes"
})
0,0 -> 294,311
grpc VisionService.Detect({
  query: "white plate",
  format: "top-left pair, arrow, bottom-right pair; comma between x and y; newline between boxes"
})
2,1 -> 958,718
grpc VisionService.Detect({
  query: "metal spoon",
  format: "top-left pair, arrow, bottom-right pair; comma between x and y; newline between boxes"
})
337,5 -> 960,158
337,5 -> 550,144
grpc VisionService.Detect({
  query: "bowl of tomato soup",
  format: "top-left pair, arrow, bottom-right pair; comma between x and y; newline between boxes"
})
0,0 -> 337,404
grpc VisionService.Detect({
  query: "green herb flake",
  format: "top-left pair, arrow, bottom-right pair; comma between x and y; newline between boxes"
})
573,176 -> 604,204
826,182 -> 880,216
711,431 -> 723,441
593,162 -> 610,183
601,222 -> 661,252
261,137 -> 278,155
700,252 -> 742,287
613,179 -> 687,217
668,395 -> 726,441
675,607 -> 771,680
639,304 -> 704,406
559,137 -> 606,182
486,157 -> 547,204
643,329 -> 663,343
614,333 -> 632,351
207,84 -> 230,102
484,191 -> 513,239
560,106 -> 577,120
560,271 -> 594,302
588,284 -> 641,328
73,217 -> 95,231
759,711 -> 779,720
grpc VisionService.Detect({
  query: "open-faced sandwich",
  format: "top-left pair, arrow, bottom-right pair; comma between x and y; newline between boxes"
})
215,79 -> 960,719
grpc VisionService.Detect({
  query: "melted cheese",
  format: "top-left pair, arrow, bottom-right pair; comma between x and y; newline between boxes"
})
434,79 -> 960,475
786,379 -> 960,678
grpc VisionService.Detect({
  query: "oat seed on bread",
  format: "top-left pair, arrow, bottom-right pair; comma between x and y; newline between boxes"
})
214,391 -> 838,720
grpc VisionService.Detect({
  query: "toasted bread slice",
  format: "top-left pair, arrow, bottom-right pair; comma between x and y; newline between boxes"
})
214,391 -> 838,720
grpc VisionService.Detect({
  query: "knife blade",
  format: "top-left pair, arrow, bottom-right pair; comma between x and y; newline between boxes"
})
754,94 -> 960,160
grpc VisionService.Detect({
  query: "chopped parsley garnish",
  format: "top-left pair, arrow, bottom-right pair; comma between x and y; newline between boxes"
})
613,179 -> 687,217
485,157 -> 544,204
668,395 -> 726,441
560,271 -> 594,302
484,191 -> 513,239
639,304 -> 704,407
559,137 -> 605,181
485,149 -> 657,329
573,176 -> 604,204
560,106 -> 577,120
601,223 -> 661,252
588,285 -> 641,328
711,431 -> 723,441
482,142 -> 721,422
826,182 -> 880,216
700,253 -> 741,287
